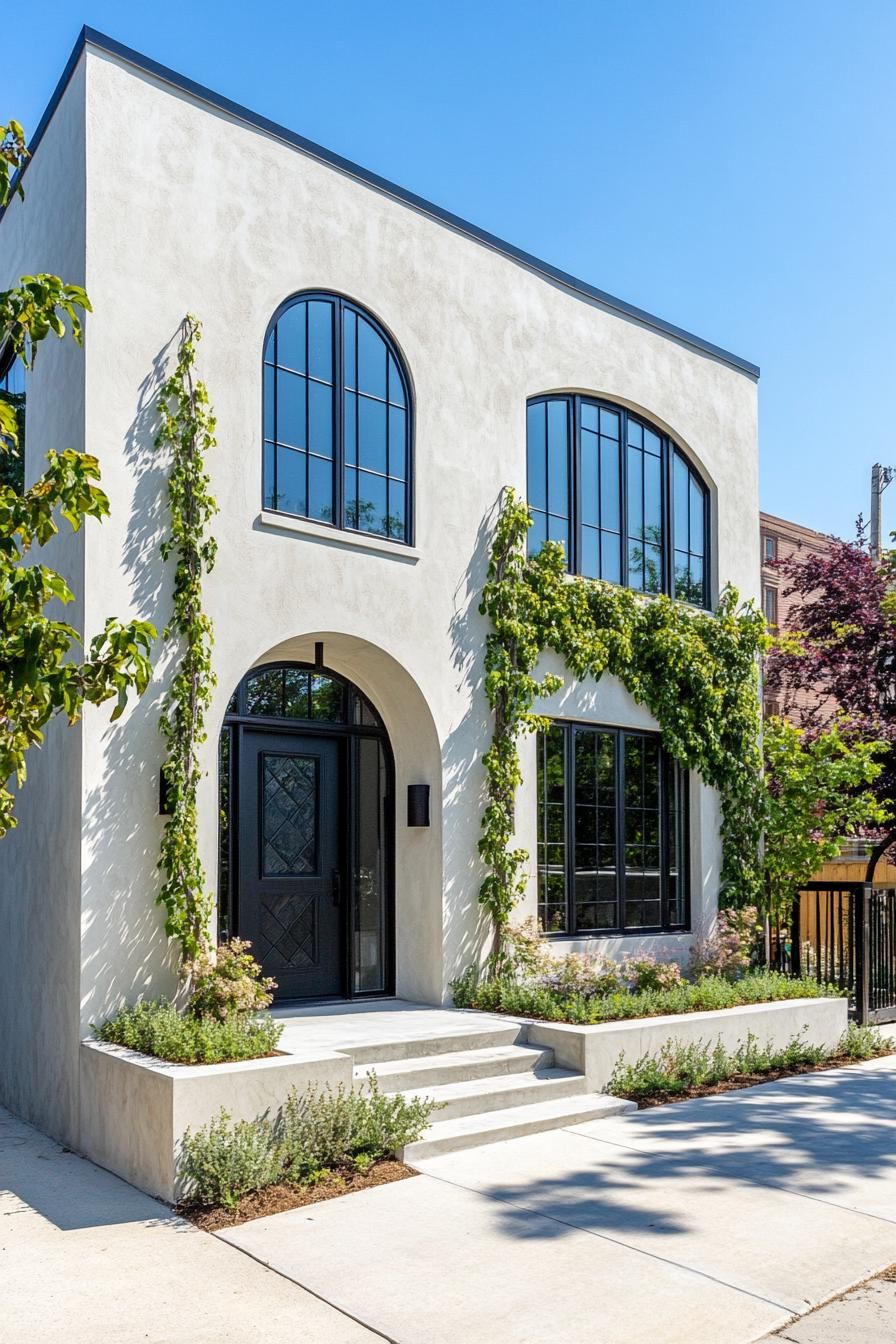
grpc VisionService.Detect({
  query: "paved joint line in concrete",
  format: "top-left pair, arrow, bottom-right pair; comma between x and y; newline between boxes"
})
561,1124 -> 896,1228
211,1231 -> 402,1344
417,1168 -> 795,1316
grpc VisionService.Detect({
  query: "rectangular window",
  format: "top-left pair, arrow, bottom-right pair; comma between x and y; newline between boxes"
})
536,723 -> 689,934
763,585 -> 778,626
764,534 -> 777,561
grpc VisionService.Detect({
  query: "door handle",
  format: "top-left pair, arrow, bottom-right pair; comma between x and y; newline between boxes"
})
331,868 -> 342,907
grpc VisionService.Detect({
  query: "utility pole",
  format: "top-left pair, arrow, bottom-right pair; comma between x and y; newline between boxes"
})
870,463 -> 896,560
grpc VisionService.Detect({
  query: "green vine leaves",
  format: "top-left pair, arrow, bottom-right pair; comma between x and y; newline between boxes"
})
155,315 -> 219,965
478,488 -> 768,961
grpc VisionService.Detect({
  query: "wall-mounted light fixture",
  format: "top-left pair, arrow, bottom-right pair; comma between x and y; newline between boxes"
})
407,784 -> 430,827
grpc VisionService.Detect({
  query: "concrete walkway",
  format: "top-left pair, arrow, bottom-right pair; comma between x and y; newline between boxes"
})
763,1267 -> 896,1341
0,1106 -> 377,1343
222,1055 -> 896,1344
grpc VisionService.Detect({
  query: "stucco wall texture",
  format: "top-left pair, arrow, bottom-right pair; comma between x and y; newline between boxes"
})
0,41 -> 759,1145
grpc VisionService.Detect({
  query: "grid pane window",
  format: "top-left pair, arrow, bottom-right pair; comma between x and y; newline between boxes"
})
527,400 -> 570,558
264,295 -> 411,542
526,396 -> 709,607
535,723 -> 688,934
536,726 -> 567,932
672,450 -> 708,606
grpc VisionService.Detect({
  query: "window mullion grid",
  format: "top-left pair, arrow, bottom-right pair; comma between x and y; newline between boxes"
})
571,397 -> 579,576
272,325 -> 278,511
619,411 -> 629,589
659,742 -> 669,932
565,725 -> 576,935
303,303 -> 310,520
615,729 -> 625,933
334,299 -> 344,530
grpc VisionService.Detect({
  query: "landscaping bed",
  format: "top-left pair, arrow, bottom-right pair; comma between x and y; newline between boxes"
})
180,1159 -> 415,1230
454,968 -> 842,1027
607,1022 -> 893,1108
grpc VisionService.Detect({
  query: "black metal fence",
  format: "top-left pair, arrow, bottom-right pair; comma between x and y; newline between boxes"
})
771,882 -> 896,1024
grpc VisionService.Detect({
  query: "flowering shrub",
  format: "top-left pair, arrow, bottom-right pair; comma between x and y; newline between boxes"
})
621,954 -> 682,993
500,918 -> 553,979
186,938 -> 276,1020
535,951 -> 623,999
688,906 -> 761,981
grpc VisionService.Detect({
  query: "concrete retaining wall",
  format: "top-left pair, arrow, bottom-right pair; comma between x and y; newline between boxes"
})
525,997 -> 849,1092
79,1041 -> 352,1201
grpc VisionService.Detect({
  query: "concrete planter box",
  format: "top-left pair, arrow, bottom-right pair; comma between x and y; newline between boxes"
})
525,996 -> 849,1093
79,1040 -> 352,1202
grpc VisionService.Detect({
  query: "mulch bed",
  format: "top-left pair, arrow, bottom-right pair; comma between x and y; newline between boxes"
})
626,1050 -> 894,1108
178,1159 -> 415,1231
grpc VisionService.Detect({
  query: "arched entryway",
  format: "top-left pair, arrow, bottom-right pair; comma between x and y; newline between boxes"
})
218,662 -> 394,1001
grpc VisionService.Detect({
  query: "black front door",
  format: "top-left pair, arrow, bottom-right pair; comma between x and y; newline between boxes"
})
238,729 -> 343,999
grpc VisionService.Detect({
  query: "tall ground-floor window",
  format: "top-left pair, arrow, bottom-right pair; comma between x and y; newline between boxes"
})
536,722 -> 689,935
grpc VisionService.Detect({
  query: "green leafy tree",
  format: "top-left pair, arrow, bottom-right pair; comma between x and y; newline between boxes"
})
0,121 -> 154,836
762,716 -> 886,917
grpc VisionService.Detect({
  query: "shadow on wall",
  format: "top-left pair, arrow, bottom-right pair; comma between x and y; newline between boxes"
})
442,493 -> 505,994
79,334 -> 184,1031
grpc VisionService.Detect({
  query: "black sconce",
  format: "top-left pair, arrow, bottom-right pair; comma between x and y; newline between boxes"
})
407,784 -> 430,827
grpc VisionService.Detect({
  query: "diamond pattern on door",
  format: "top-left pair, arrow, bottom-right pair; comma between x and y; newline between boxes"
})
262,753 -> 318,876
260,891 -> 318,969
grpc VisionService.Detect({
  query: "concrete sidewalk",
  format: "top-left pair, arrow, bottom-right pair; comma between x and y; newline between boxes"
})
763,1266 -> 896,1341
222,1055 -> 896,1344
0,1106 -> 377,1343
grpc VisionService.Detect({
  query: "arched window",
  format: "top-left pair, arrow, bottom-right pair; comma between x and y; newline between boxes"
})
263,293 -> 411,543
526,395 -> 709,607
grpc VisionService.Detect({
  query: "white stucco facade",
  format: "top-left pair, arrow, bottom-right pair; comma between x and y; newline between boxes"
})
0,35 -> 759,1146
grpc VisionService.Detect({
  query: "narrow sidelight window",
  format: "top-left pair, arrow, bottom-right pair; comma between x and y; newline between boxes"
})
536,722 -> 689,934
526,395 -> 710,607
264,294 -> 411,543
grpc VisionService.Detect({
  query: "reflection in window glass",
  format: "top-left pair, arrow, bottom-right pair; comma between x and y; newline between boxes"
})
263,296 -> 410,541
535,723 -> 688,934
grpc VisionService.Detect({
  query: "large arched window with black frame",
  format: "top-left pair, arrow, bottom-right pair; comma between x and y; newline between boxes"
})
526,395 -> 710,607
263,293 -> 412,544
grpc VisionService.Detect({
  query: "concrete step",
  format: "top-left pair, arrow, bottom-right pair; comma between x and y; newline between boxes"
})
399,1067 -> 587,1121
400,1093 -> 636,1162
345,1021 -> 526,1066
359,1043 -> 553,1092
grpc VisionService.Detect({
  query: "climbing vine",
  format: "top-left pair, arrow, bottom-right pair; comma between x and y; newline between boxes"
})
479,489 -> 768,965
156,315 -> 219,965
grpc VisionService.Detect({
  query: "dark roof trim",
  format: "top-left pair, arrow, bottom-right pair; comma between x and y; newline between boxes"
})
12,26 -> 760,380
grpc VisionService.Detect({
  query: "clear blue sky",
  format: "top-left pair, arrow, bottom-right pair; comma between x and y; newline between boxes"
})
8,1 -> 895,540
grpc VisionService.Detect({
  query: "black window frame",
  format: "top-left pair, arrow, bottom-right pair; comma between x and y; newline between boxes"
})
262,291 -> 414,546
526,394 -> 711,608
536,720 -> 690,937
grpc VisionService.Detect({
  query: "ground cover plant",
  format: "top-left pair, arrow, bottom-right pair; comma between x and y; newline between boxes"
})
607,1023 -> 890,1106
177,1075 -> 436,1225
93,998 -> 283,1064
453,966 -> 840,1025
93,938 -> 282,1063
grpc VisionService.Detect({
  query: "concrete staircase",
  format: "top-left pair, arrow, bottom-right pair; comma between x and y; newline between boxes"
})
346,1017 -> 633,1161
